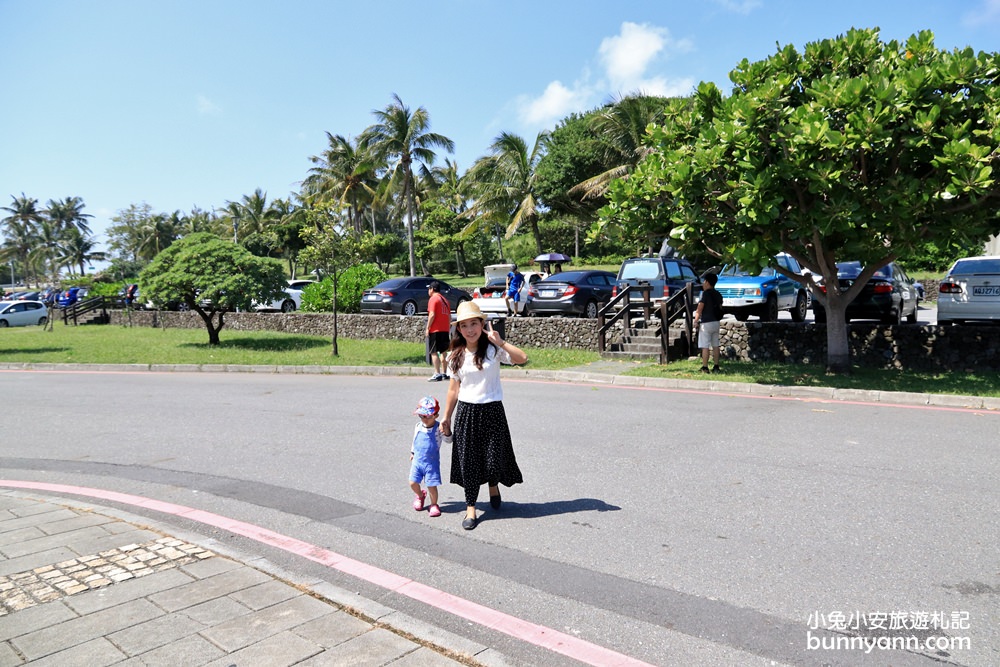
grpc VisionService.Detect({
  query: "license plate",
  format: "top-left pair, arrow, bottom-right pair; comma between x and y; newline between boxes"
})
972,286 -> 1000,296
540,290 -> 556,298
364,294 -> 378,301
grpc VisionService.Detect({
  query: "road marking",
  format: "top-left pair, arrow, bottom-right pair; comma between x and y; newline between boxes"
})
0,480 -> 655,667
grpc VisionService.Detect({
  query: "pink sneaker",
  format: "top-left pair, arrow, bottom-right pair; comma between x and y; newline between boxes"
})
428,504 -> 441,517
412,490 -> 426,511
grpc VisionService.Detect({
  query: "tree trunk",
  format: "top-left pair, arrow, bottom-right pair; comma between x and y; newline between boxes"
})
822,294 -> 851,373
331,271 -> 339,356
405,171 -> 417,277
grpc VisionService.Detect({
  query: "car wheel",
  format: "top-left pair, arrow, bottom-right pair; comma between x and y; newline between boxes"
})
583,300 -> 599,319
760,295 -> 778,321
280,300 -> 296,313
38,316 -> 47,327
0,320 -> 7,327
402,300 -> 418,317
906,306 -> 918,324
790,291 -> 807,322
177,302 -> 190,312
734,312 -> 749,322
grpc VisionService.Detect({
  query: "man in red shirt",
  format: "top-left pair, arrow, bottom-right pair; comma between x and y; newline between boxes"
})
426,281 -> 452,381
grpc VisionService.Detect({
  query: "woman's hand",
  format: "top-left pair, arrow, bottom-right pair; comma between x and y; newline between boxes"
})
485,320 -> 503,346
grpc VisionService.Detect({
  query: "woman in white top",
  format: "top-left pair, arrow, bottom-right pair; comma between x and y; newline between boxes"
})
441,302 -> 527,530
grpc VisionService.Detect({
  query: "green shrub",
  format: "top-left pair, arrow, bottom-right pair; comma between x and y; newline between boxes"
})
300,263 -> 388,313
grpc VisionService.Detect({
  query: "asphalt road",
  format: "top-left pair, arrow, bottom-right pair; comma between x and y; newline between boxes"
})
2,369 -> 996,666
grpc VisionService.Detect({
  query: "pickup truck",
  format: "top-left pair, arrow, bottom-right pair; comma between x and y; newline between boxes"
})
715,253 -> 810,321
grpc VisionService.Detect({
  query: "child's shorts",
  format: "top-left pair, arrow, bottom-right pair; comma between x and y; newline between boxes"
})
410,459 -> 442,487
698,320 -> 721,349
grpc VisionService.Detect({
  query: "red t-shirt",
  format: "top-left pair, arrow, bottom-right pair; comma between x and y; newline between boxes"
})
427,292 -> 451,333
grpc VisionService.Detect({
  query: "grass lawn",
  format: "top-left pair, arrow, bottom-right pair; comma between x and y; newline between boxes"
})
0,324 -> 601,370
2,323 -> 997,398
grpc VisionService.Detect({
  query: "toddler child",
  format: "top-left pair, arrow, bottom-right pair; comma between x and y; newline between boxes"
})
410,396 -> 446,517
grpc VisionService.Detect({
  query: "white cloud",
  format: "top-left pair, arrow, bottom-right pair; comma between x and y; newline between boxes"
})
512,22 -> 696,133
962,0 -> 1000,26
517,81 -> 592,126
712,0 -> 763,15
196,95 -> 222,116
599,22 -> 694,95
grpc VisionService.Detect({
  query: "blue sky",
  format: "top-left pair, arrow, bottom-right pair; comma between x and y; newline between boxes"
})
2,0 -> 999,255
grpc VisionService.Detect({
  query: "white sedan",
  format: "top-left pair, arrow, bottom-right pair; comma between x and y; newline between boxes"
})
937,256 -> 1000,325
0,300 -> 49,327
254,279 -> 316,313
471,267 -> 544,315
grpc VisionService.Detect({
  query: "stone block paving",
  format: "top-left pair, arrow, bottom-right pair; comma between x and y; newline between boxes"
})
0,494 -> 478,666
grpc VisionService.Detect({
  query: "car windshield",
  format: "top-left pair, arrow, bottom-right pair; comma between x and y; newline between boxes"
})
544,271 -> 586,282
721,264 -> 775,277
618,260 -> 661,280
951,258 -> 1000,274
836,262 -> 893,279
371,278 -> 408,290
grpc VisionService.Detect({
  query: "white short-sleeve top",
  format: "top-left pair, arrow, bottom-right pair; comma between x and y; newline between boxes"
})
451,344 -> 511,404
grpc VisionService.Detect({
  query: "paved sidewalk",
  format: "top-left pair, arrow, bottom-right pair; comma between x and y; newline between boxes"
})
0,493 -> 480,667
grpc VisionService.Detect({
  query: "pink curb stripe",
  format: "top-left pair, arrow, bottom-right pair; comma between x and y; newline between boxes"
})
0,479 -> 654,667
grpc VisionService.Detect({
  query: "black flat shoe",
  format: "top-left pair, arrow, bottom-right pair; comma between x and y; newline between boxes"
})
489,490 -> 502,510
462,516 -> 478,530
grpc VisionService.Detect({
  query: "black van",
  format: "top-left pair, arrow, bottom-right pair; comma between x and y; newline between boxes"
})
612,256 -> 702,308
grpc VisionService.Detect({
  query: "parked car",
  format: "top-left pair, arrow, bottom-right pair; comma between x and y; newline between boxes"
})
360,277 -> 470,316
471,264 -> 544,315
937,255 -> 1000,325
57,287 -> 89,308
0,300 -> 48,327
812,261 -> 919,324
526,270 -> 617,318
612,255 -> 702,309
15,291 -> 40,301
254,279 -> 316,312
39,287 -> 61,306
716,253 -> 810,322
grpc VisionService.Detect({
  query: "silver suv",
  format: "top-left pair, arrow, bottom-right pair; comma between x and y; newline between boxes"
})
613,256 -> 702,308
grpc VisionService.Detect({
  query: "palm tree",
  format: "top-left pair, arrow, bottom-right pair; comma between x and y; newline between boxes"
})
55,227 -> 108,276
303,133 -> 379,237
570,94 -> 673,201
464,131 -> 550,255
29,218 -> 67,280
1,194 -> 44,284
361,94 -> 454,276
221,189 -> 275,242
45,196 -> 93,235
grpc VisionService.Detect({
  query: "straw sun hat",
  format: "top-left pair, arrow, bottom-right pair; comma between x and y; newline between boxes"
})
455,301 -> 486,323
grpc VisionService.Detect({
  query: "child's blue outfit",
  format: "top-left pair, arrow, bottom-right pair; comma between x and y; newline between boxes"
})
410,421 -> 443,487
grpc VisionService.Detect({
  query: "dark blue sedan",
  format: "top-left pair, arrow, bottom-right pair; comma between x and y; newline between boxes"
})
525,270 -> 617,318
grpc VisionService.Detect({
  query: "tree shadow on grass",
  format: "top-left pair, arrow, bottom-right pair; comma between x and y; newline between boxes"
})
0,347 -> 70,355
178,336 -> 331,352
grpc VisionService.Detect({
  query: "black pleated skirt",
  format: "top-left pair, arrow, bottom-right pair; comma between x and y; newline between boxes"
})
450,400 -> 523,489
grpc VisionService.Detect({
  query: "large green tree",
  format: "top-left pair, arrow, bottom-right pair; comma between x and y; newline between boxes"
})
604,28 -> 1000,372
139,232 -> 286,345
361,94 -> 454,276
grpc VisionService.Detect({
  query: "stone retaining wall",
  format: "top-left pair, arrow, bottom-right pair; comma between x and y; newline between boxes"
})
110,311 -> 600,350
110,310 -> 1000,371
